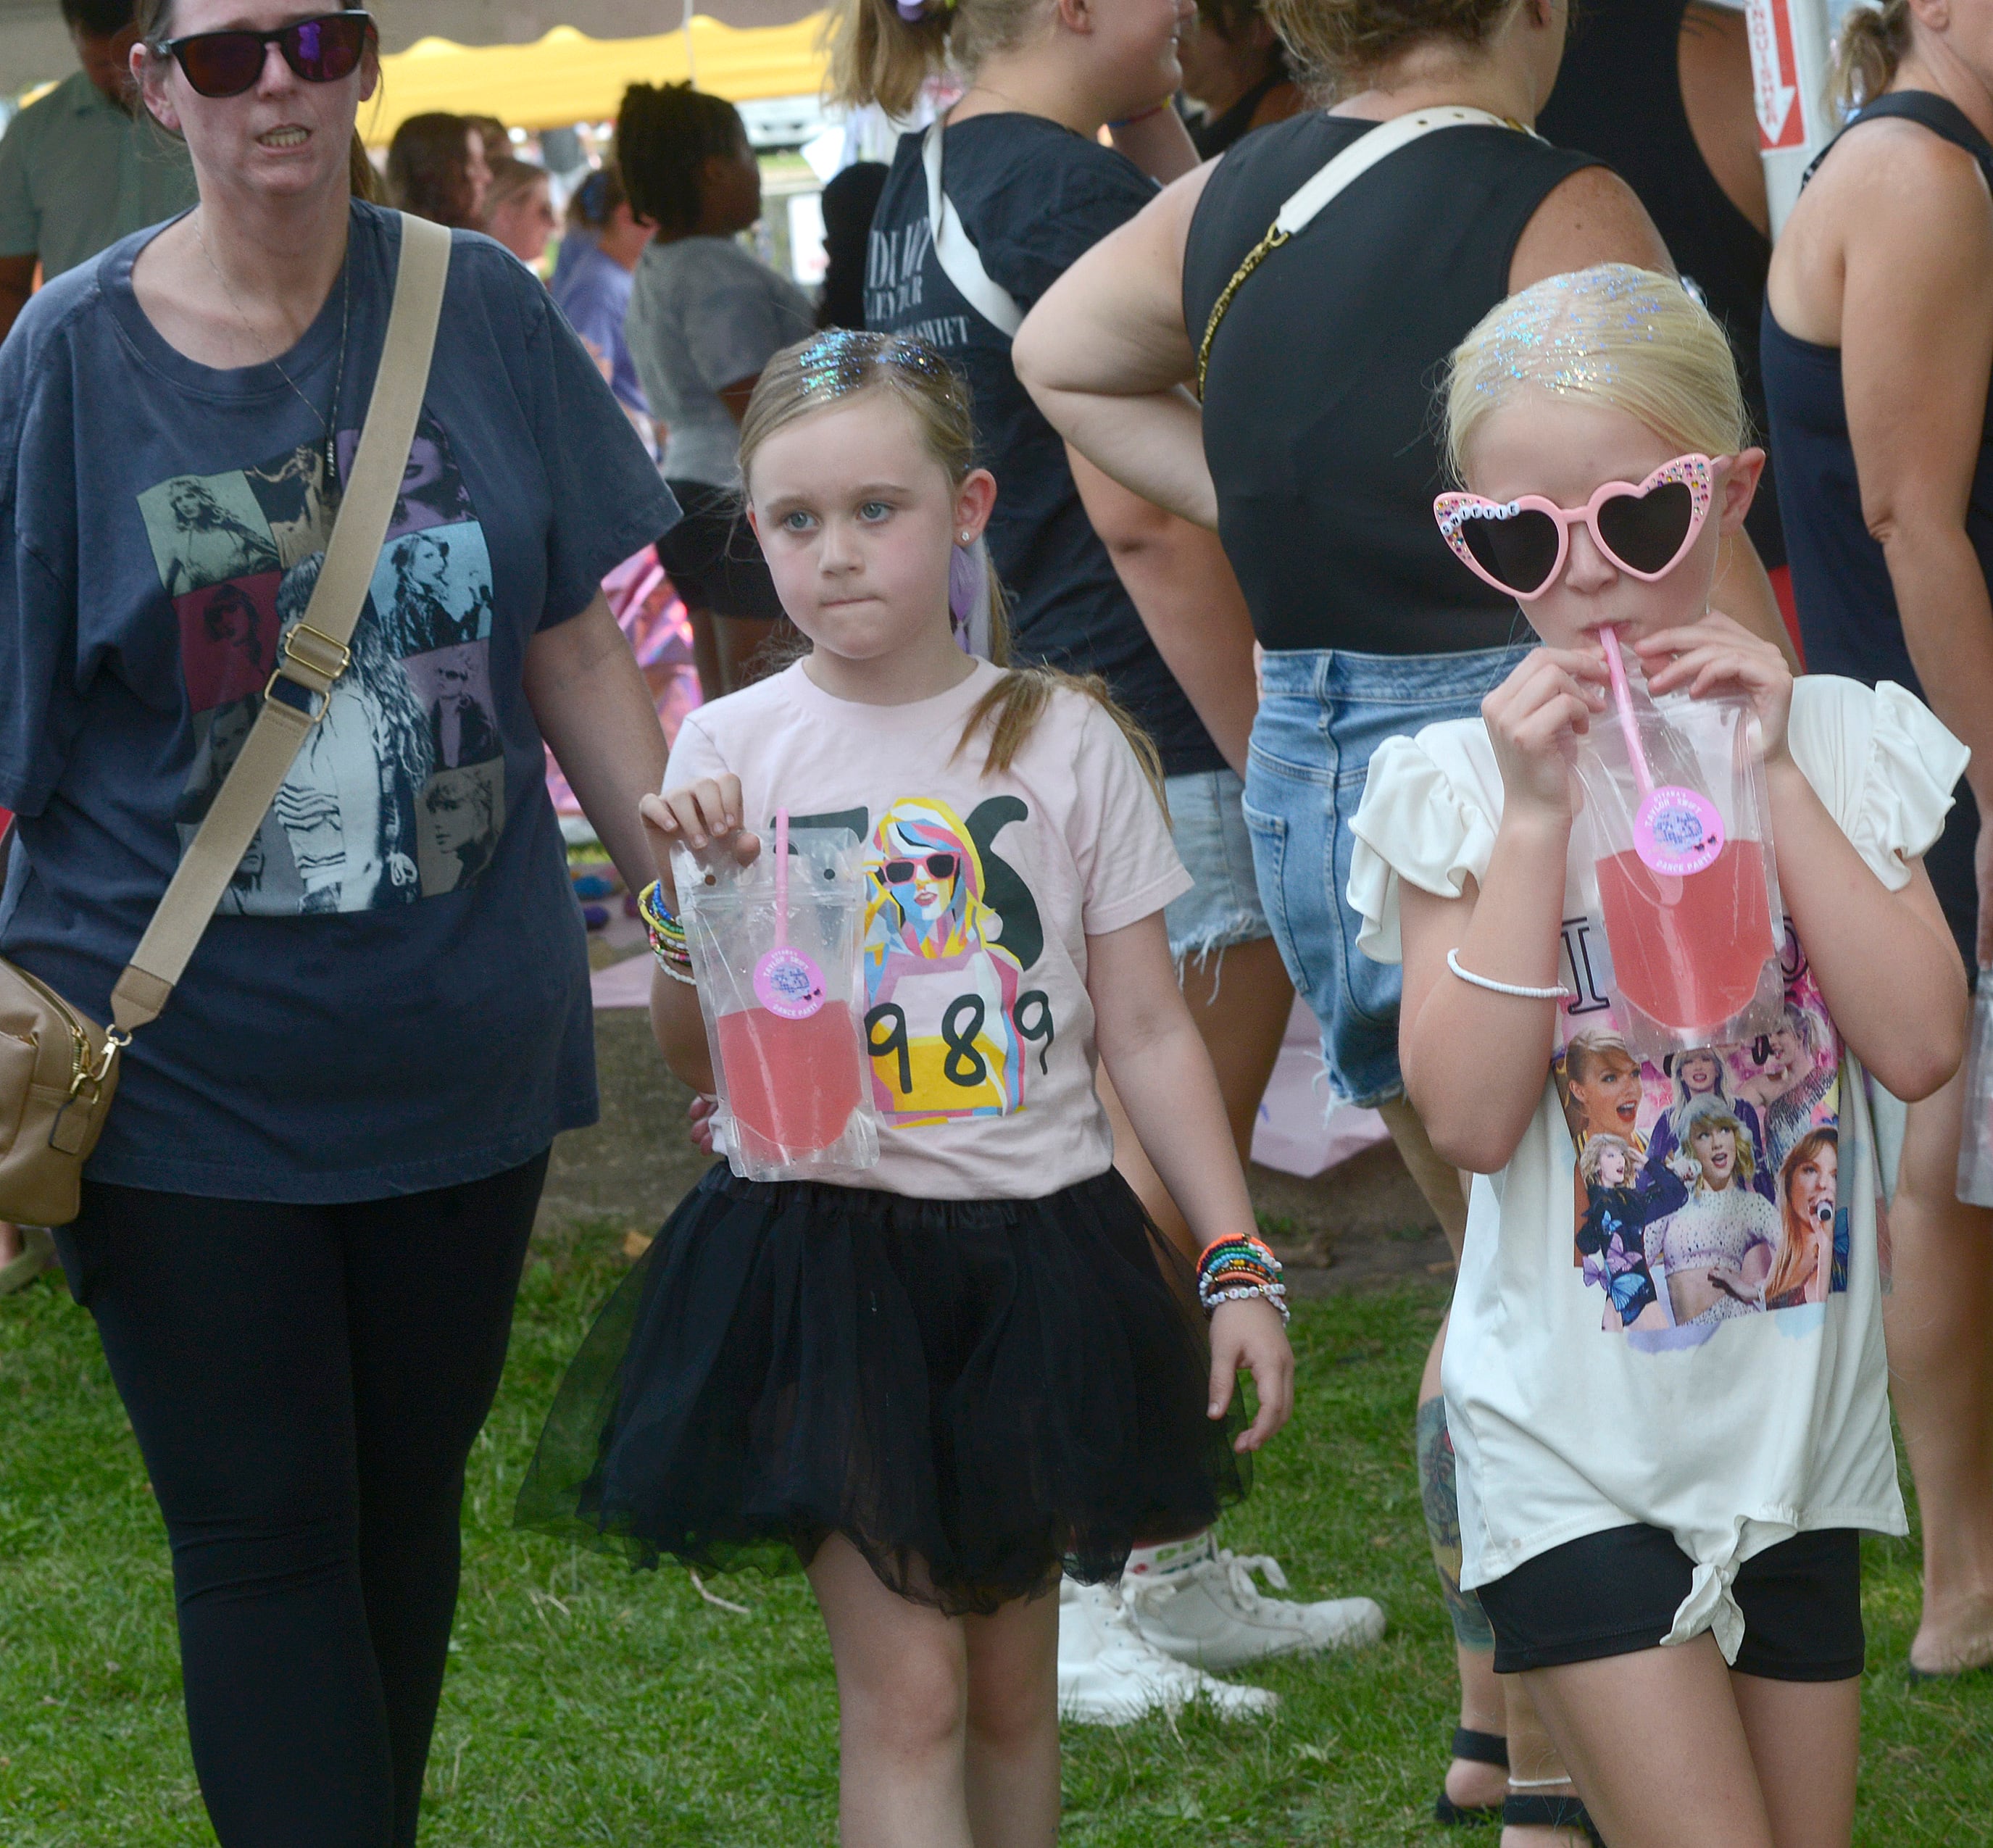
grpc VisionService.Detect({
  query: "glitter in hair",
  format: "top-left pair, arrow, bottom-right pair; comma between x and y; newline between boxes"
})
1443,264 -> 1749,484
797,328 -> 953,401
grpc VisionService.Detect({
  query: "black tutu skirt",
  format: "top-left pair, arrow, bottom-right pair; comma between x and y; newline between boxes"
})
515,1162 -> 1249,1615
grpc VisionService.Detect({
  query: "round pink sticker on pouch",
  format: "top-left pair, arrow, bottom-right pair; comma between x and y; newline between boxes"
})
753,945 -> 828,1020
1634,786 -> 1725,876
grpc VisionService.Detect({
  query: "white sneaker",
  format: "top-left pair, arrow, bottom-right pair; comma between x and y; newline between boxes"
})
1123,1536 -> 1386,1673
1057,1577 -> 1278,1726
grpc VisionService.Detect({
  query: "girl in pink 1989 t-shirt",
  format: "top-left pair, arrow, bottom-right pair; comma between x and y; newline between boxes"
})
516,330 -> 1294,1844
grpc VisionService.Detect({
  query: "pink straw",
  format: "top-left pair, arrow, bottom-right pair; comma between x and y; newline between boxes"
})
1599,628 -> 1655,802
773,809 -> 790,947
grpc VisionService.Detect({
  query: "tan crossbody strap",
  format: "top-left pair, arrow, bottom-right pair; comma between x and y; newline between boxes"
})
1194,107 -> 1513,395
109,214 -> 454,1037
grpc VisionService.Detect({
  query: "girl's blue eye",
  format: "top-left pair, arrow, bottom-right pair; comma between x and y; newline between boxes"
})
859,501 -> 891,522
781,510 -> 816,533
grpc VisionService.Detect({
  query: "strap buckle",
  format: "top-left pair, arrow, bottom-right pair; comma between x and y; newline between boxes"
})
263,620 -> 353,724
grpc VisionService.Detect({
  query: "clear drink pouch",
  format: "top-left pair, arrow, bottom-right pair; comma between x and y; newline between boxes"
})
1956,978 -> 1993,1207
673,815 -> 879,1183
1570,642 -> 1786,1062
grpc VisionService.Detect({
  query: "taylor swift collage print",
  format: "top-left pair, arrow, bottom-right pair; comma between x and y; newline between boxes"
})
1552,911 -> 1848,1352
143,417 -> 506,915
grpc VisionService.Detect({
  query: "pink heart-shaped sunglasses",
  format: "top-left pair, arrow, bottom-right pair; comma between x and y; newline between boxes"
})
1434,454 -> 1718,602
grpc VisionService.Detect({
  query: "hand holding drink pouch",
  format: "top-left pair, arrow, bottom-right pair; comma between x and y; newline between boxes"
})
673,812 -> 879,1182
1571,629 -> 1786,1061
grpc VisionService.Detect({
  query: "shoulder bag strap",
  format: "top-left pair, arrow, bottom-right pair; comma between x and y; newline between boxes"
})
1195,105 -> 1513,394
107,212 -> 454,1039
923,121 -> 1025,339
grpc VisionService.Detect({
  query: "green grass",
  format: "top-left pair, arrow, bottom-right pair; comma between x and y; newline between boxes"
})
2,1224 -> 1989,1845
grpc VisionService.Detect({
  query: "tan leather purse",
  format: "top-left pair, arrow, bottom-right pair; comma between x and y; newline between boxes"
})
0,214 -> 453,1227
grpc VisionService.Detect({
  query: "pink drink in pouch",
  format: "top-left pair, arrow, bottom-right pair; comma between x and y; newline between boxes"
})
714,1004 -> 867,1153
674,816 -> 880,1182
1595,839 -> 1777,1033
1573,633 -> 1785,1059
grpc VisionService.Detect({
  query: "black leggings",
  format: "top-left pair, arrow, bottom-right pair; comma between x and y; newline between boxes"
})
55,1155 -> 547,1848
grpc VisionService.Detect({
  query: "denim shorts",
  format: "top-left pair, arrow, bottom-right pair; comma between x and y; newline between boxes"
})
1242,644 -> 1532,1107
1162,767 -> 1271,965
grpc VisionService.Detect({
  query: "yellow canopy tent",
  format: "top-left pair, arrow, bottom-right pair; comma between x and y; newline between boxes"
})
362,13 -> 830,143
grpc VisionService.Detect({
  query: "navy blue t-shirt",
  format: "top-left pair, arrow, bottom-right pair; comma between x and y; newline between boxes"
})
0,202 -> 676,1200
866,115 -> 1223,779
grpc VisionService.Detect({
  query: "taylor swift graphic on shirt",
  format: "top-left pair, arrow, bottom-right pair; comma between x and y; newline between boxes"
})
862,796 -> 1029,1123
787,795 -> 1057,1128
144,415 -> 507,915
1552,911 -> 1847,1349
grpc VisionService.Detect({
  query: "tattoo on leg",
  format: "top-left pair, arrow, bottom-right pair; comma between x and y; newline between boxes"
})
1417,1394 -> 1496,1652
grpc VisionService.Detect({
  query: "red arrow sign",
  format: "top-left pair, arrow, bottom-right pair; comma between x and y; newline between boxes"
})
1747,0 -> 1806,150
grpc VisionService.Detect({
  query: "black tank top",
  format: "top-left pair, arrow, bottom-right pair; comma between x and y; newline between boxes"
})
1760,91 -> 1993,694
1183,114 -> 1594,654
1536,0 -> 1784,567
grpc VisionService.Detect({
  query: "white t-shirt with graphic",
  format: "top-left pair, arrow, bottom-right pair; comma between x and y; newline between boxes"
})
1347,676 -> 1966,1660
664,659 -> 1191,1201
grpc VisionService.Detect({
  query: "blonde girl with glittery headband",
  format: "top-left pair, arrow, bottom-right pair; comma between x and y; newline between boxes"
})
518,325 -> 1296,1847
1344,260 -> 1971,1847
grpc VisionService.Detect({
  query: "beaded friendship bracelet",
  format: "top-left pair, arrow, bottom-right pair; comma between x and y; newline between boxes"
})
638,879 -> 695,979
1445,946 -> 1571,1002
1196,1233 -> 1289,1322
1206,1280 -> 1291,1325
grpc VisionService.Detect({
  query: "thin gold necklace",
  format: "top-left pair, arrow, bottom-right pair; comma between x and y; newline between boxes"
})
194,208 -> 351,486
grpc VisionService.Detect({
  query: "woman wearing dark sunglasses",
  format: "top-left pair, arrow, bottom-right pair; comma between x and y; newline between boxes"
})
1012,0 -> 1799,1838
0,1 -> 677,1842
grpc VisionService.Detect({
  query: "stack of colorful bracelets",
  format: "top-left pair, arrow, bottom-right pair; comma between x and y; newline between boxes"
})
637,880 -> 696,986
1196,1233 -> 1289,1323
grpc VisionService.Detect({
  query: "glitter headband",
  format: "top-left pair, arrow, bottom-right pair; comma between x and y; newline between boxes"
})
796,329 -> 954,399
1470,262 -> 1681,400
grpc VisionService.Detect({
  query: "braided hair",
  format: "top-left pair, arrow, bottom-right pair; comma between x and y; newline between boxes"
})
615,83 -> 746,238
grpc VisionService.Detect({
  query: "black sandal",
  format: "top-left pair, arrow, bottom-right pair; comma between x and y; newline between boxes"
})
1501,1791 -> 1605,1846
1434,1726 -> 1507,1826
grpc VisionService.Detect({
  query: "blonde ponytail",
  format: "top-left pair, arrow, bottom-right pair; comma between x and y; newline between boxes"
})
957,666 -> 1170,815
827,0 -> 950,116
1830,0 -> 1913,115
825,0 -> 1052,113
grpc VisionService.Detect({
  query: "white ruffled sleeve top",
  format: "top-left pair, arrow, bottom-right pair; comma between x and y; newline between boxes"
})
1347,675 -> 1967,1661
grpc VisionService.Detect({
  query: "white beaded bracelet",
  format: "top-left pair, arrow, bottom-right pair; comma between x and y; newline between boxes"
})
1446,946 -> 1571,1002
652,953 -> 698,987
1204,1281 -> 1291,1325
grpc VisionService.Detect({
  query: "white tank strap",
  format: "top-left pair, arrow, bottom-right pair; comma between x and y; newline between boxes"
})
923,120 -> 1025,339
1272,106 -> 1511,240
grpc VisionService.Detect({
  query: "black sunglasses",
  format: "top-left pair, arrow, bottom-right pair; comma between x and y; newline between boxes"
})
882,854 -> 957,884
158,10 -> 374,99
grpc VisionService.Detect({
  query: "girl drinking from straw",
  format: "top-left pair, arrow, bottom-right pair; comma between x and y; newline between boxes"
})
517,330 -> 1293,1847
1349,265 -> 1966,1847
